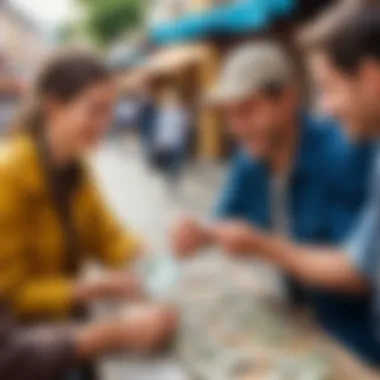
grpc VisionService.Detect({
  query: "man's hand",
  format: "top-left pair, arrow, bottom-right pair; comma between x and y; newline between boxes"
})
74,272 -> 144,305
210,221 -> 264,257
170,216 -> 211,258
211,222 -> 369,294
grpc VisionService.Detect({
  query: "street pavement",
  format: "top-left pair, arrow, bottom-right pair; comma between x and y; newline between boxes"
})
91,137 -> 225,255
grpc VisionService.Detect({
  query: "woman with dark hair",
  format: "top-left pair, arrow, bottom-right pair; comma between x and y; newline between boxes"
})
0,50 -> 176,379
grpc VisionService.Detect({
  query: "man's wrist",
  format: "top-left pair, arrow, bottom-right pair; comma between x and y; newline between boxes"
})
249,230 -> 270,256
261,234 -> 299,273
252,231 -> 287,263
201,227 -> 214,246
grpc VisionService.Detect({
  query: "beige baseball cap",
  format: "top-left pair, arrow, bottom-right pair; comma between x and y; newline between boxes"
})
207,41 -> 295,105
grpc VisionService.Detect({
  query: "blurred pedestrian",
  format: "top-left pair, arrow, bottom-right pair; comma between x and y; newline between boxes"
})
171,41 -> 379,363
153,87 -> 190,192
137,79 -> 158,164
112,91 -> 140,134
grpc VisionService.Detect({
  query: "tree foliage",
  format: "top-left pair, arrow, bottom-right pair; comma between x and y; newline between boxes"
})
76,0 -> 147,46
57,22 -> 80,44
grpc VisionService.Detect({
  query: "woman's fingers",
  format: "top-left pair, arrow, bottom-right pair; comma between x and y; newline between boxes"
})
121,304 -> 178,352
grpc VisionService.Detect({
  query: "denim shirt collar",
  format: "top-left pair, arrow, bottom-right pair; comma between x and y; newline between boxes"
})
255,110 -> 314,180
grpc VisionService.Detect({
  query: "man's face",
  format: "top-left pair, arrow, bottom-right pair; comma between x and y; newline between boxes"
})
222,90 -> 295,159
309,52 -> 380,141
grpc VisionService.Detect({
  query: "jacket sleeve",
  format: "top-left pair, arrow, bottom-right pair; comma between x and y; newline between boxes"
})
0,166 -> 74,318
0,307 -> 77,380
85,180 -> 142,268
12,279 -> 74,319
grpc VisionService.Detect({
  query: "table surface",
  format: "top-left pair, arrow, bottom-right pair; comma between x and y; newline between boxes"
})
96,255 -> 380,380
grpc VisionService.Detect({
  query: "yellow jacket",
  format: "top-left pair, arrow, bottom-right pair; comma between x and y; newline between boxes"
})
0,135 -> 140,319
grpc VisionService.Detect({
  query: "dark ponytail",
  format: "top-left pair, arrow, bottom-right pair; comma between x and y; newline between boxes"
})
13,96 -> 45,136
12,50 -> 111,136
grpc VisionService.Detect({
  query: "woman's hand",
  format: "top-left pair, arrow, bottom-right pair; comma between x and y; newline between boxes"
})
120,303 -> 177,352
132,240 -> 152,261
73,271 -> 144,305
76,304 -> 178,358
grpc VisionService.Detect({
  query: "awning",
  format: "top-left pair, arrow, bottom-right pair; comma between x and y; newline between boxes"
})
150,0 -> 296,45
143,43 -> 213,76
119,44 -> 213,88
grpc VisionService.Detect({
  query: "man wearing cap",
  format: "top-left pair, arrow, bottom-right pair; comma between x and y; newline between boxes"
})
171,41 -> 379,363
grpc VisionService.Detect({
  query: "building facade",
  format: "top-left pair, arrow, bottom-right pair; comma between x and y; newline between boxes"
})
0,0 -> 49,84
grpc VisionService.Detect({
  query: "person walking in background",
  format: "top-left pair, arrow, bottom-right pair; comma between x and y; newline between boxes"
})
112,91 -> 141,135
0,51 -> 176,377
171,41 -> 380,364
138,79 -> 158,165
153,87 -> 190,192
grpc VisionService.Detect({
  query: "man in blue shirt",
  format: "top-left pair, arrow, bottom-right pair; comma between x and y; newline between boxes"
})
171,39 -> 379,363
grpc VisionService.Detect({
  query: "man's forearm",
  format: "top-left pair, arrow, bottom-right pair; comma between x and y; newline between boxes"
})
254,233 -> 368,294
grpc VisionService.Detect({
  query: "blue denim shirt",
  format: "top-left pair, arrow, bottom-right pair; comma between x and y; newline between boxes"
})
346,148 -> 380,280
345,145 -> 380,362
216,112 -> 379,364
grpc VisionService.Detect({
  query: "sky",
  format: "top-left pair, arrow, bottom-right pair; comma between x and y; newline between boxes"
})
11,0 -> 73,29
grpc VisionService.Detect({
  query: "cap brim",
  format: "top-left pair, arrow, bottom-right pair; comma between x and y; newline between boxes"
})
204,83 -> 255,107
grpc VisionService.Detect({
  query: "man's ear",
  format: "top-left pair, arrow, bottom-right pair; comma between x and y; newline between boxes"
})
359,59 -> 380,97
282,86 -> 299,111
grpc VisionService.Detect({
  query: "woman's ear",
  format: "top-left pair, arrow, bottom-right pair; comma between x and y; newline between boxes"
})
43,95 -> 61,121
